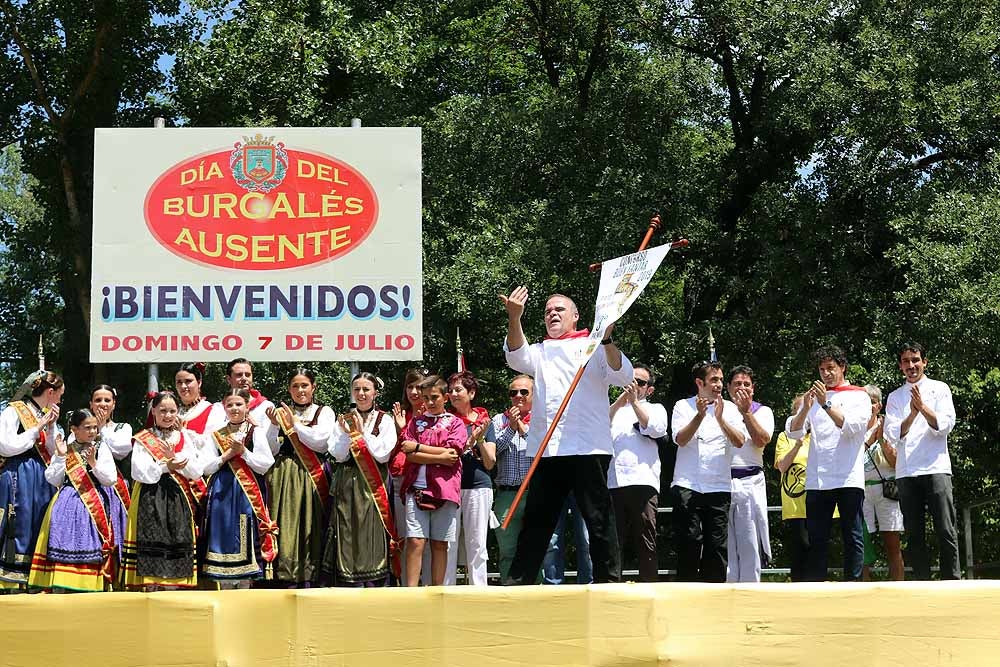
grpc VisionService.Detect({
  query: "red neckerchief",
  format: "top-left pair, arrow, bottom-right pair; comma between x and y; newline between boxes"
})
451,406 -> 490,427
248,389 -> 267,410
545,328 -> 591,340
829,384 -> 866,392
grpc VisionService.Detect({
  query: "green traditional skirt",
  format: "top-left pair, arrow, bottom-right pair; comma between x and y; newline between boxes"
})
266,450 -> 328,584
321,459 -> 390,585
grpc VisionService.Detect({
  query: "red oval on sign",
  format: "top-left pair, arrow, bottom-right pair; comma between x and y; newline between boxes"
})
143,140 -> 379,270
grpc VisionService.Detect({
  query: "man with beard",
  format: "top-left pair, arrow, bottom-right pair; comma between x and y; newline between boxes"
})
670,361 -> 748,582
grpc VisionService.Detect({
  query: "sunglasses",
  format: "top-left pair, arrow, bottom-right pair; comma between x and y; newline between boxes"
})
635,379 -> 650,387
508,389 -> 530,397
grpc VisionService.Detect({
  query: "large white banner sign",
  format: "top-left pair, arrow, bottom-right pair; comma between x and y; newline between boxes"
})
582,243 -> 672,361
91,127 -> 422,362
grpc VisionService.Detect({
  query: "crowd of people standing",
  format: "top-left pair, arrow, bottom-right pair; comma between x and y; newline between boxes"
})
0,292 -> 961,592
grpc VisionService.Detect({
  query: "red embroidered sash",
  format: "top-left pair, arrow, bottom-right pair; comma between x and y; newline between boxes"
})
112,472 -> 132,510
132,430 -> 207,516
211,429 -> 278,563
348,417 -> 400,578
64,447 -> 115,581
275,408 -> 329,500
10,400 -> 51,465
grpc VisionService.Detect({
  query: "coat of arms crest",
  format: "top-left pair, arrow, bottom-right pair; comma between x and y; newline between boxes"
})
230,134 -> 289,192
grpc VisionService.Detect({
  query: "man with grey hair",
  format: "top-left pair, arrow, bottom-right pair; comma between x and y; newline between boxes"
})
500,287 -> 633,584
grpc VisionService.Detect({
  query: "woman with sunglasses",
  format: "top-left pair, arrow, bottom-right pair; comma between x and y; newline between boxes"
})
445,370 -> 496,585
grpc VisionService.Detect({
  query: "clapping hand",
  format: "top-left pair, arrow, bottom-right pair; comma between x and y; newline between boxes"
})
734,389 -> 752,414
909,385 -> 925,415
810,380 -> 827,405
695,396 -> 712,416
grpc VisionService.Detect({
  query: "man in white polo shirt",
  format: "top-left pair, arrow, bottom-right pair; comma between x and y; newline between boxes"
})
671,361 -> 748,582
500,286 -> 633,584
883,342 -> 959,580
608,362 -> 669,582
787,345 -> 871,581
725,365 -> 775,583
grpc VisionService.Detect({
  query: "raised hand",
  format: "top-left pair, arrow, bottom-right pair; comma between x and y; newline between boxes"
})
499,286 -> 528,320
40,404 -> 60,428
166,457 -> 188,472
392,402 -> 407,432
85,445 -> 98,468
713,395 -> 725,421
810,380 -> 827,405
93,404 -> 110,429
909,385 -> 924,414
265,406 -> 280,426
695,396 -> 712,416
734,388 -> 752,414
55,432 -> 67,457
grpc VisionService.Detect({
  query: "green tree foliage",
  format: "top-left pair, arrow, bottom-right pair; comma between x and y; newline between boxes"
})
2,0 -> 1000,573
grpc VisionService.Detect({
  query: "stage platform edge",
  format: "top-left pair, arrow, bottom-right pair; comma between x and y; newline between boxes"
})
1,581 -> 996,666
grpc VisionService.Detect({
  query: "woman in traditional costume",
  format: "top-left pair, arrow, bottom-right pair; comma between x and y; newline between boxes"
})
90,384 -> 134,489
29,409 -> 127,592
174,362 -> 213,434
262,369 -> 335,586
322,373 -> 398,586
123,391 -> 205,590
0,371 -> 63,590
200,388 -> 276,587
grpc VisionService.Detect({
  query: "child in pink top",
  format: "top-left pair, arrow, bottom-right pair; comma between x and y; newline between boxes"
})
397,375 -> 465,586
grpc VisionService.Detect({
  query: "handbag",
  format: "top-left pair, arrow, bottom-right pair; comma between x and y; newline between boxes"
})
866,445 -> 899,501
414,489 -> 445,511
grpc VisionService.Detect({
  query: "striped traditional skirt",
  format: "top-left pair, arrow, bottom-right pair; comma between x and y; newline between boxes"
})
0,450 -> 55,585
28,483 -> 127,592
122,478 -> 197,589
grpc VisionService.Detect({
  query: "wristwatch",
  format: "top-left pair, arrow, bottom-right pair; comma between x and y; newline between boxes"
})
821,400 -> 833,411
600,337 -> 613,345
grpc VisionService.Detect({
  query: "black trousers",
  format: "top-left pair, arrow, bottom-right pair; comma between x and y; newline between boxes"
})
897,474 -> 961,580
506,455 -> 620,584
785,518 -> 809,582
670,485 -> 731,583
611,485 -> 659,582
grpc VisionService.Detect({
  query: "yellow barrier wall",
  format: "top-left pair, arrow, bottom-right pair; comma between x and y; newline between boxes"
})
1,582 -> 997,666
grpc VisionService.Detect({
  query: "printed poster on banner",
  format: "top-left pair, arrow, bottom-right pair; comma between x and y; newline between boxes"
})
582,243 -> 672,361
90,127 -> 422,362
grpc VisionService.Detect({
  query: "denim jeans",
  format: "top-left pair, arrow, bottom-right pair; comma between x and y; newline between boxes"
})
805,487 -> 864,581
542,493 -> 593,584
